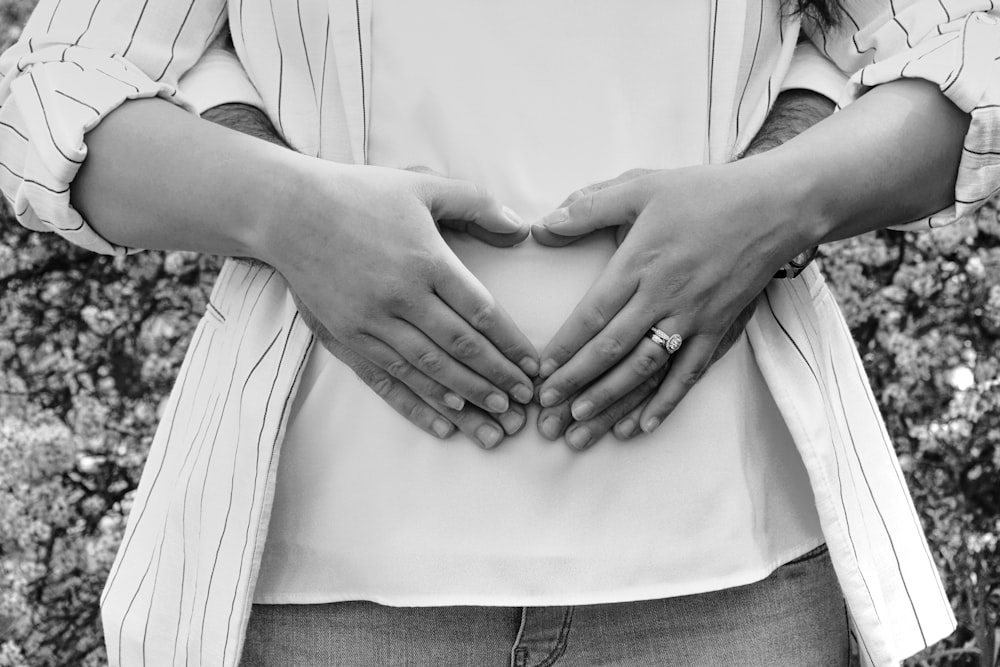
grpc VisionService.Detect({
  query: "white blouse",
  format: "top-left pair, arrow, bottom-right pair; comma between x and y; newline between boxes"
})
254,0 -> 824,606
5,0 -> 998,663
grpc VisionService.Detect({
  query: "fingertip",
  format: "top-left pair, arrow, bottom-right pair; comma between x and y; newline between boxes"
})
538,207 -> 569,228
538,387 -> 561,408
530,224 -> 576,248
432,419 -> 455,439
443,392 -> 465,411
502,205 -> 526,230
498,409 -> 526,436
565,424 -> 594,451
475,423 -> 503,449
570,400 -> 594,421
614,418 -> 636,439
485,393 -> 509,413
539,359 -> 558,379
519,356 -> 539,377
641,416 -> 661,434
539,414 -> 565,440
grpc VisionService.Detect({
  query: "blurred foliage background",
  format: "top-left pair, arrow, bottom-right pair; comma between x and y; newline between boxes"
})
0,1 -> 998,665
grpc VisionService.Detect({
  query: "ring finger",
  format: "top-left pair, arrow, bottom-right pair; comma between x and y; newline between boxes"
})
568,319 -> 684,422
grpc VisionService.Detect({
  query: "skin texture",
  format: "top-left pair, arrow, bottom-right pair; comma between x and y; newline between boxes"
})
202,103 -> 529,448
201,88 -> 835,450
530,89 -> 837,449
532,78 -> 970,437
73,75 -> 966,451
73,98 -> 540,451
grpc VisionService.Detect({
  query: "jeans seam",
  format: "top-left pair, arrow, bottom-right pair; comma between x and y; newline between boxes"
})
534,607 -> 574,667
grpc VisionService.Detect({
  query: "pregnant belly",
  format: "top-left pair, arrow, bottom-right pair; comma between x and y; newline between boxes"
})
442,228 -> 620,352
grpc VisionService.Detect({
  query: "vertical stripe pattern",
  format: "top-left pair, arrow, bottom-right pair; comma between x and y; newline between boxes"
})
3,0 -> 999,665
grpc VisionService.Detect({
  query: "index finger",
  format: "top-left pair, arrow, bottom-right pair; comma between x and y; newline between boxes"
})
433,257 -> 539,378
538,255 -> 638,380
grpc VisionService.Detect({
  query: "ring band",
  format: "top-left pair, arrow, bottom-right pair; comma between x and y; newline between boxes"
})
647,327 -> 683,354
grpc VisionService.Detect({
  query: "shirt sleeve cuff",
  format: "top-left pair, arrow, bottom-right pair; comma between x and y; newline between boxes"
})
0,55 -> 190,255
841,11 -> 1000,231
780,42 -> 849,104
178,47 -> 264,117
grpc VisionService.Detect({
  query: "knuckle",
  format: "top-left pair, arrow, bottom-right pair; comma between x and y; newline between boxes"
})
369,374 -> 394,398
450,333 -> 482,360
406,400 -> 429,424
416,351 -> 445,375
579,306 -> 609,332
631,351 -> 661,377
468,300 -> 496,331
642,371 -> 665,391
409,250 -> 446,282
380,283 -> 418,314
680,369 -> 704,388
595,335 -> 626,360
385,359 -> 411,380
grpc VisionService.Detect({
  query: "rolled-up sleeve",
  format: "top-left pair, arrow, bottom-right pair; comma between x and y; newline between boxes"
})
805,0 -> 1000,230
0,0 -> 227,255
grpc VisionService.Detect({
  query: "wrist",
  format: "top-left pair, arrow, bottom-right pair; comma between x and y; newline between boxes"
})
247,152 -> 357,273
241,148 -> 319,266
726,151 -> 832,266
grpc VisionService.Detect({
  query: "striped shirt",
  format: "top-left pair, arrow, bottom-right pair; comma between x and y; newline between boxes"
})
1,1 -> 999,666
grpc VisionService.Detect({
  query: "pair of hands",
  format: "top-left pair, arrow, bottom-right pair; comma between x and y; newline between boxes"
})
263,159 -> 795,451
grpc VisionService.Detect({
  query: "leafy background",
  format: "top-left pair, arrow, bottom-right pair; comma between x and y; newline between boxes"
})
0,1 -> 997,665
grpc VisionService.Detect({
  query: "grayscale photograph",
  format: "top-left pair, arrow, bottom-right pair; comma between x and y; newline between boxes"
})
0,1 -> 998,666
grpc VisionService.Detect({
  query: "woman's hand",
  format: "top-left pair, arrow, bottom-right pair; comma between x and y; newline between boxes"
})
531,162 -> 810,435
291,291 -> 527,448
531,168 -> 758,449
256,161 -> 539,446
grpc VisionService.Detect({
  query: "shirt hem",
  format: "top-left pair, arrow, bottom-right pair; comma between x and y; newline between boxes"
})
252,538 -> 827,607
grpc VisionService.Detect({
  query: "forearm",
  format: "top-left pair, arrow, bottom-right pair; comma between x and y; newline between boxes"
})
746,79 -> 971,248
71,98 -> 303,260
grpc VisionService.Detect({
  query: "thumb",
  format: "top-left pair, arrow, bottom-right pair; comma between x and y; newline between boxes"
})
423,177 -> 529,245
533,181 -> 646,246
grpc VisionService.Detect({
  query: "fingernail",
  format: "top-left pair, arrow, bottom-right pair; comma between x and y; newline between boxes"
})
540,415 -> 564,439
642,416 -> 661,434
432,419 -> 453,438
499,410 -> 526,435
502,205 -> 525,230
443,392 -> 465,411
616,418 -> 636,438
539,388 -> 561,408
571,400 -> 594,421
539,359 -> 558,379
540,208 -> 569,228
566,425 -> 593,450
519,357 -> 539,377
512,383 -> 533,404
485,393 -> 509,413
475,424 -> 503,449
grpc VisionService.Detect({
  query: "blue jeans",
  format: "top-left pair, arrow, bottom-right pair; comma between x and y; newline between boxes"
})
240,544 -> 848,666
